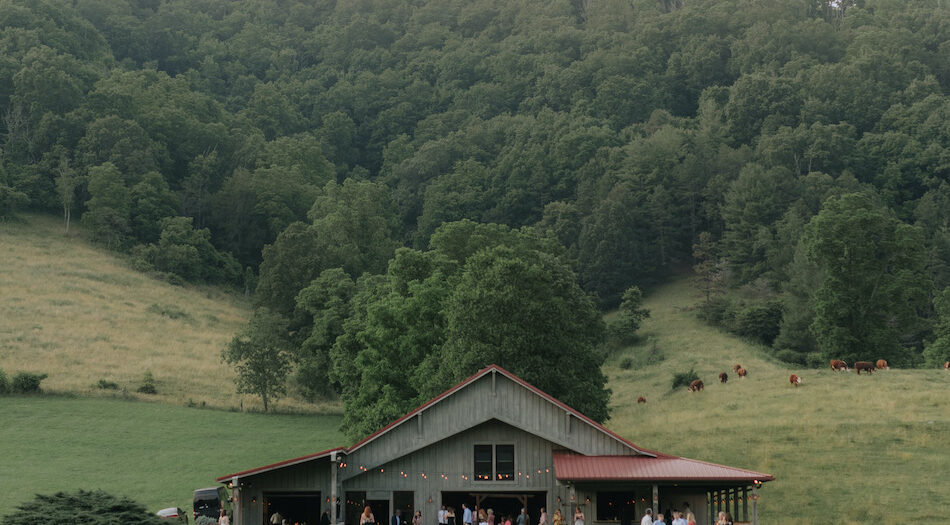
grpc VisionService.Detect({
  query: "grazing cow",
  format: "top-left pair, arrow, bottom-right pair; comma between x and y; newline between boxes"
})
733,364 -> 742,373
737,367 -> 748,378
637,396 -> 646,404
719,372 -> 728,383
830,359 -> 848,371
789,374 -> 802,387
688,379 -> 704,392
944,361 -> 949,370
876,359 -> 889,370
855,361 -> 875,375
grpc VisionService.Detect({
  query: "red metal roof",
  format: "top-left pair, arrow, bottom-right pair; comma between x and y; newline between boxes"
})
552,452 -> 774,483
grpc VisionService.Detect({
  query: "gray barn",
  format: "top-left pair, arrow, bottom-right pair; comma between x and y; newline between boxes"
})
217,365 -> 772,525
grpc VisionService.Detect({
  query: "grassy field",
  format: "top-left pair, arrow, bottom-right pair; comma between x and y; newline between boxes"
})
0,214 -> 333,412
604,278 -> 950,524
0,395 -> 344,518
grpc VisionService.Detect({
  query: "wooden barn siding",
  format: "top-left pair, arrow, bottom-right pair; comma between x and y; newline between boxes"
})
234,372 -> 643,525
238,458 -> 334,525
342,373 -> 636,481
341,420 -> 572,525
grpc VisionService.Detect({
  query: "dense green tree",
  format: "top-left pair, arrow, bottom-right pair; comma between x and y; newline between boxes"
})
293,268 -> 358,400
0,158 -> 29,217
129,171 -> 178,242
610,285 -> 650,342
81,162 -> 130,249
720,164 -> 797,283
803,192 -> 930,365
76,116 -> 167,180
922,287 -> 950,367
578,180 -> 658,306
335,251 -> 453,440
222,307 -> 292,412
134,216 -> 240,283
436,245 -> 609,422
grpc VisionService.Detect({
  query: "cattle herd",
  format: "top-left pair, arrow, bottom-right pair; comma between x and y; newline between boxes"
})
634,357 -> 949,403
831,359 -> 889,373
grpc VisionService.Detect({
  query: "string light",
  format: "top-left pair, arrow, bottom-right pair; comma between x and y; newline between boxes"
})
334,463 -> 556,482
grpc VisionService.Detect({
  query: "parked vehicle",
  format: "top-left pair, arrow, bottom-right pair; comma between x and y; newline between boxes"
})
193,486 -> 231,521
157,506 -> 189,523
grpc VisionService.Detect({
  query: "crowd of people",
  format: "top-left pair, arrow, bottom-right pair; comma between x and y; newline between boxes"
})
637,507 -> 734,525
336,500 -> 733,525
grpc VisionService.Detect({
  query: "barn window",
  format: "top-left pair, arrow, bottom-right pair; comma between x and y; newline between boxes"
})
495,445 -> 514,480
474,445 -> 493,481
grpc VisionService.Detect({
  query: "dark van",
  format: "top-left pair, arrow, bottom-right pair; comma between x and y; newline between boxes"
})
193,486 -> 232,521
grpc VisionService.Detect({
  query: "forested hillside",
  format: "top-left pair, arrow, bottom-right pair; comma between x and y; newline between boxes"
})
3,0 -> 950,432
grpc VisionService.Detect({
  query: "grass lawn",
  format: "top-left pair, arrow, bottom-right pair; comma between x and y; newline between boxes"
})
0,395 -> 343,518
603,278 -> 950,524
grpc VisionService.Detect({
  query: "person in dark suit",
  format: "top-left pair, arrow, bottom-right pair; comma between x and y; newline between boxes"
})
392,509 -> 405,525
321,509 -> 331,525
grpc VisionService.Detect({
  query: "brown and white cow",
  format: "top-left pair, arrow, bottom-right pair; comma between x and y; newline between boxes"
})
736,367 -> 748,378
637,396 -> 647,404
688,379 -> 704,392
733,364 -> 742,373
944,361 -> 949,370
789,374 -> 802,387
830,359 -> 848,371
855,361 -> 875,375
876,359 -> 889,370
719,372 -> 728,383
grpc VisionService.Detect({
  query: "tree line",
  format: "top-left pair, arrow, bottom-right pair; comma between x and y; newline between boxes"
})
3,0 -> 950,433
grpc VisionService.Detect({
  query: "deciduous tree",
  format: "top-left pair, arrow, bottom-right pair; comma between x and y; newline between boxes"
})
223,307 -> 292,412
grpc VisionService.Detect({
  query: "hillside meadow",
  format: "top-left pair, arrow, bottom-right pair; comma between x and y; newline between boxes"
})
606,279 -> 950,524
0,214 -> 331,412
0,396 -> 344,518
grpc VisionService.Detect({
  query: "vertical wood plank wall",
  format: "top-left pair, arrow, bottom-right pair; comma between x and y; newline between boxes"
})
231,372 -> 724,525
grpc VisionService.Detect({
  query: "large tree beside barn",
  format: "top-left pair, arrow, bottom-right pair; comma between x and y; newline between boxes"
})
326,221 -> 611,441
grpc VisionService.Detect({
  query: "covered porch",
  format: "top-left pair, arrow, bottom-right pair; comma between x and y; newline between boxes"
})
552,452 -> 773,525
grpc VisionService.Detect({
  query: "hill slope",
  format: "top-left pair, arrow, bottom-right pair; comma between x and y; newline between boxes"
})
0,215 -> 264,409
603,278 -> 949,524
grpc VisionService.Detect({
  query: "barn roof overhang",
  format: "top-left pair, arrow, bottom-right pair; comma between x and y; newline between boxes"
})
552,452 -> 774,484
215,447 -> 344,482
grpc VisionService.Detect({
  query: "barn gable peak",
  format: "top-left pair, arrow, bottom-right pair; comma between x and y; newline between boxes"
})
345,364 -> 653,461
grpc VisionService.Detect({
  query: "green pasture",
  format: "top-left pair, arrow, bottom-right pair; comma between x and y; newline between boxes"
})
0,396 -> 343,519
604,278 -> 950,524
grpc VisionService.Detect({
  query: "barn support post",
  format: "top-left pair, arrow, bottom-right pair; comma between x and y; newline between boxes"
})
742,487 -> 748,521
331,452 -> 339,524
651,485 -> 658,517
752,485 -> 758,525
232,477 -> 241,525
732,487 -> 738,520
707,491 -> 713,525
